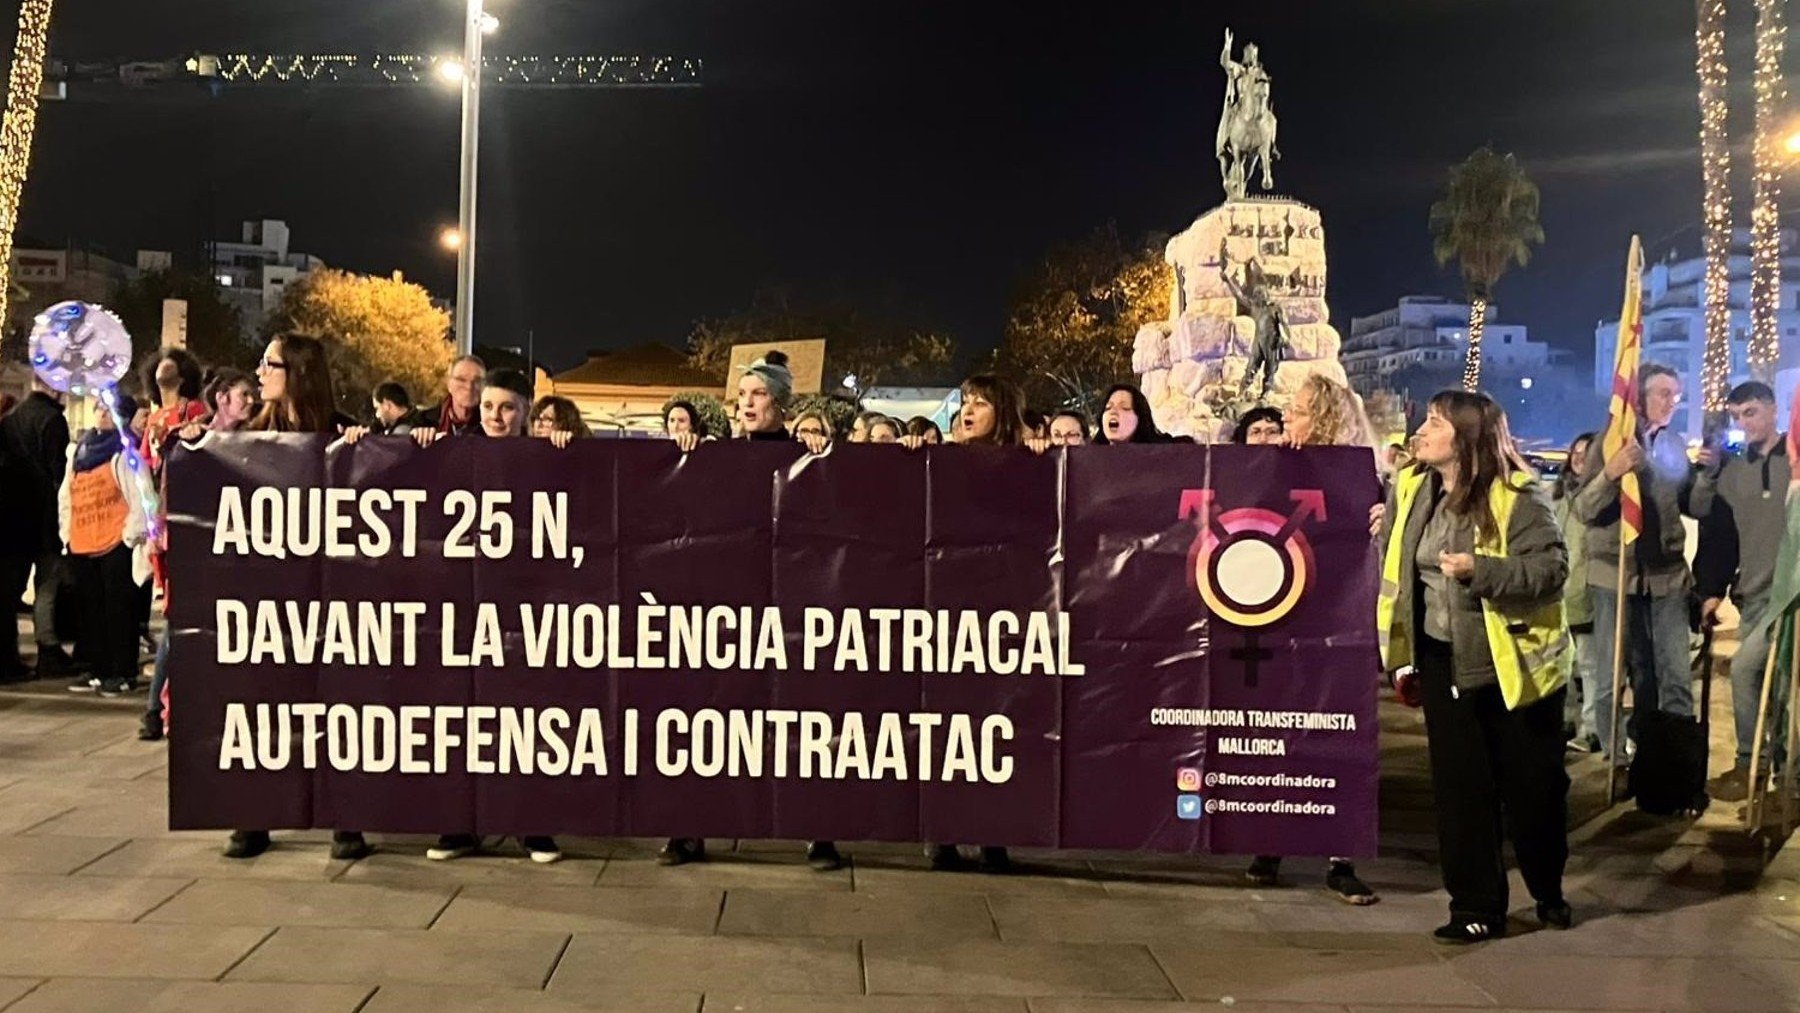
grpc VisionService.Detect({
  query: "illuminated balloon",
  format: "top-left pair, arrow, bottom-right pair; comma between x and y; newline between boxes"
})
28,301 -> 133,396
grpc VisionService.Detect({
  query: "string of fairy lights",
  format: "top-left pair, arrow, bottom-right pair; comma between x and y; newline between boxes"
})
1751,0 -> 1788,382
1696,0 -> 1733,414
0,0 -> 54,337
212,53 -> 704,87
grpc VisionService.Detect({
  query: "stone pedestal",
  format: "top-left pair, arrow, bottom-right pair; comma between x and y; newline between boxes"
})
1133,197 -> 1346,439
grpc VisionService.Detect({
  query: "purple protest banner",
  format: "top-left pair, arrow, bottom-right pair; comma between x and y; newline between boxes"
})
165,435 -> 1380,856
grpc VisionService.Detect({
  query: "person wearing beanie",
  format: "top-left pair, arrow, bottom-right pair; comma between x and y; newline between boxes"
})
59,393 -> 153,697
661,348 -> 837,871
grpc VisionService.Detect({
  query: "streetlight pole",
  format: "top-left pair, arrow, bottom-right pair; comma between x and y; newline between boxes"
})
453,0 -> 484,356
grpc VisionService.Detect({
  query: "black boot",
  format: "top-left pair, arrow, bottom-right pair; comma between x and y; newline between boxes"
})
926,843 -> 963,871
977,846 -> 1012,873
330,831 -> 371,861
805,840 -> 843,871
224,830 -> 270,859
657,837 -> 705,866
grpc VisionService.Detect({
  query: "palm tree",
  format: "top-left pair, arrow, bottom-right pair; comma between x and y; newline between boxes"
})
1428,146 -> 1545,391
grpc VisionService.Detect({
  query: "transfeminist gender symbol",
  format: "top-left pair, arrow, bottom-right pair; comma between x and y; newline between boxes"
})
1179,488 -> 1326,687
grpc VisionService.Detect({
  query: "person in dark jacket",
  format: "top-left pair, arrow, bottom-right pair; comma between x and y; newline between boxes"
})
1378,390 -> 1572,943
0,376 -> 73,681
416,355 -> 486,436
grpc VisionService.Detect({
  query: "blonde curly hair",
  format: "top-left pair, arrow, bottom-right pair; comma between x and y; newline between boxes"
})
1293,373 -> 1375,449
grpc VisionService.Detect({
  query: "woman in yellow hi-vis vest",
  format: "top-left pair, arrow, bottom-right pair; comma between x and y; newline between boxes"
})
1377,390 -> 1573,944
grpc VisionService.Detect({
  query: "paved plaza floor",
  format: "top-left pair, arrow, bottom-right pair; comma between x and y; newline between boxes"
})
0,628 -> 1797,1012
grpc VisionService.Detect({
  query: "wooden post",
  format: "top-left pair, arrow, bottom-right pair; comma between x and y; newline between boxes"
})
1746,630 -> 1780,830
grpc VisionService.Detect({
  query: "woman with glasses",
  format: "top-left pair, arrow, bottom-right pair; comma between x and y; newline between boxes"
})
530,395 -> 591,443
226,335 -> 368,861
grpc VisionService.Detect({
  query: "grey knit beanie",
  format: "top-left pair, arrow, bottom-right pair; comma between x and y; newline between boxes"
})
742,350 -> 795,410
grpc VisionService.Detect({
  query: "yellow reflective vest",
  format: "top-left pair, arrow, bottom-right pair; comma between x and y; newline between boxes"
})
1377,469 -> 1571,710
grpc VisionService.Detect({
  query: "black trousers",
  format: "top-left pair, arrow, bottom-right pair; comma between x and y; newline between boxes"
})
1417,634 -> 1569,923
69,545 -> 138,687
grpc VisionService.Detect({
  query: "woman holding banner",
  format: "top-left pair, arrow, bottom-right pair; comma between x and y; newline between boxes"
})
1233,381 -> 1379,904
1377,390 -> 1572,943
226,335 -> 371,861
665,351 -> 839,871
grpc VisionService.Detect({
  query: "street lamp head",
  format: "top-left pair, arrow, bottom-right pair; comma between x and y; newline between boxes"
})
439,227 -> 463,251
1785,129 -> 1800,157
435,58 -> 466,85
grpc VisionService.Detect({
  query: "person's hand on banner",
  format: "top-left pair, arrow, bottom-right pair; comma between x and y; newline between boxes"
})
549,431 -> 574,449
672,432 -> 701,453
900,434 -> 928,451
797,431 -> 830,455
1602,440 -> 1642,481
1438,551 -> 1474,581
412,429 -> 443,449
340,426 -> 370,445
1368,503 -> 1384,537
1026,436 -> 1051,455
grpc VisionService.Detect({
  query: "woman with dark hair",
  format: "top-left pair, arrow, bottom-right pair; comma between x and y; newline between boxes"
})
1231,406 -> 1284,445
904,416 -> 942,445
1048,410 -> 1088,447
901,374 -> 1028,872
248,336 -> 341,434
1094,384 -> 1177,445
1554,432 -> 1598,752
228,335 -> 369,862
530,395 -> 592,442
664,400 -> 708,441
139,350 -> 208,645
849,410 -> 883,444
1379,390 -> 1572,943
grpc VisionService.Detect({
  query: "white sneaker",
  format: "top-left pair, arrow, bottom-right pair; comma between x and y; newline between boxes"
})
522,836 -> 562,864
426,835 -> 478,861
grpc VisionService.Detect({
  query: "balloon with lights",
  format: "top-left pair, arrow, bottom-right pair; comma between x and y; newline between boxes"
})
29,301 -> 161,534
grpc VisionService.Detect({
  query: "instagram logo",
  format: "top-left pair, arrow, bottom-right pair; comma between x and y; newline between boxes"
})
1176,767 -> 1202,792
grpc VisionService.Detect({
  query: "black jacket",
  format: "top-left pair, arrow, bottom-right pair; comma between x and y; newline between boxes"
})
0,392 -> 71,556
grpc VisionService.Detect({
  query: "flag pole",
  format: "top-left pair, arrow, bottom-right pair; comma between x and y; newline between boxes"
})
1782,612 -> 1800,837
1747,631 -> 1779,829
1607,532 -> 1629,803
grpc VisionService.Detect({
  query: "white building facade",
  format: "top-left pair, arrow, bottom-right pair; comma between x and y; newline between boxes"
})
1342,295 -> 1557,400
211,219 -> 324,335
1594,227 -> 1800,437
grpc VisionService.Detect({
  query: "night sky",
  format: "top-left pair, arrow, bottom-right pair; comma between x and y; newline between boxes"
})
9,0 -> 1762,370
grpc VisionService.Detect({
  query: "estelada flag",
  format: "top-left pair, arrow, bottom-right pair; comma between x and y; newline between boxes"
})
1602,235 -> 1645,546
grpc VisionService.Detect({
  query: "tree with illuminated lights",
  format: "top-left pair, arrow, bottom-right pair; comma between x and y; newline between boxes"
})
1750,0 -> 1787,382
265,269 -> 455,414
0,0 -> 55,340
1428,146 -> 1545,392
1695,0 -> 1733,415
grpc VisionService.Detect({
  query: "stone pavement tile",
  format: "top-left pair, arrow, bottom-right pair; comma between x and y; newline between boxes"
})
0,835 -> 126,875
986,895 -> 1262,943
853,861 -> 1107,898
1489,900 -> 1800,960
0,798 -> 73,835
862,939 -> 1175,999
434,884 -> 721,935
1265,931 -> 1443,955
0,978 -> 42,1008
0,873 -> 192,922
76,837 -> 353,882
361,984 -> 700,1012
548,935 -> 860,996
707,996 -> 1026,1012
0,755 -> 168,782
142,879 -> 457,929
340,850 -> 603,888
3,979 -> 373,1013
0,922 -> 272,980
1249,891 -> 1454,937
1148,946 -> 1488,1007
1443,951 -> 1793,1010
599,854 -> 850,892
1033,1003 -> 1349,1013
227,926 -> 569,988
717,889 -> 995,939
21,794 -> 177,838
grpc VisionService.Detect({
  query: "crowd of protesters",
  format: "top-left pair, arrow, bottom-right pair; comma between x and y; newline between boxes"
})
4,333 -> 1776,944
